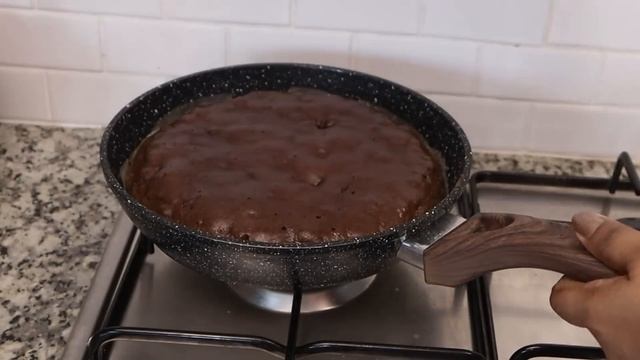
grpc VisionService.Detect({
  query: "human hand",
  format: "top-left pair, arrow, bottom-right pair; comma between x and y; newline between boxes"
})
550,212 -> 640,360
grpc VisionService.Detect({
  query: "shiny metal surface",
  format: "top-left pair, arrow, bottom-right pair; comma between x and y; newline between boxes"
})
231,275 -> 376,313
66,173 -> 639,359
476,183 -> 640,360
105,249 -> 471,359
398,213 -> 467,270
62,214 -> 136,360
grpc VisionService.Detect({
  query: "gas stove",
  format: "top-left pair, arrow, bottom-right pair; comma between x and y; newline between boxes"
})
63,152 -> 640,360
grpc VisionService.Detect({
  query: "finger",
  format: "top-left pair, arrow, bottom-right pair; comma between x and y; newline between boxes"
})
549,276 -> 593,327
572,212 -> 606,240
572,212 -> 640,274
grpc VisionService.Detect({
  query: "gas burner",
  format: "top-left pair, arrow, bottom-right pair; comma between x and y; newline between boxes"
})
229,275 -> 377,313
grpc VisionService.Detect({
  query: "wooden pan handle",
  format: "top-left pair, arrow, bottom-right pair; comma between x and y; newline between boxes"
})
423,213 -> 618,287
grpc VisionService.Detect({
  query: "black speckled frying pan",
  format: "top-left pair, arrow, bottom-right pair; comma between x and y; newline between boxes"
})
101,63 -> 615,291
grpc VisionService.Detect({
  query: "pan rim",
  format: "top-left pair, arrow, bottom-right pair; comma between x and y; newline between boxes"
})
100,62 -> 472,251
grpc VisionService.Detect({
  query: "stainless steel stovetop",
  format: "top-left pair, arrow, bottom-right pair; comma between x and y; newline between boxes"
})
63,157 -> 639,360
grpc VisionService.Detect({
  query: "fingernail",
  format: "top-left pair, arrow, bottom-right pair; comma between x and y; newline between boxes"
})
572,212 -> 606,241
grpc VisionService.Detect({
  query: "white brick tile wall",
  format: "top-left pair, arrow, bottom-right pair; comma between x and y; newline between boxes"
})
549,0 -> 640,51
0,0 -> 30,8
526,104 -> 640,157
0,10 -> 100,70
428,94 -> 529,150
227,27 -> 350,67
477,44 -> 602,103
0,67 -> 48,120
597,53 -> 640,107
47,71 -> 165,126
294,0 -> 420,34
37,0 -> 162,17
352,34 -> 477,94
1,1 -> 639,158
163,0 -> 289,25
101,18 -> 225,76
422,0 -> 550,44
606,108 -> 640,157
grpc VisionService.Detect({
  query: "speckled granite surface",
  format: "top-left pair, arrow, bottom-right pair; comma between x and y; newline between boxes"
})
0,124 -> 120,360
0,123 -> 622,360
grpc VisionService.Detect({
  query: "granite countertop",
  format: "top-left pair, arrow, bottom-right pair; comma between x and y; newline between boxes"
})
0,123 -> 620,360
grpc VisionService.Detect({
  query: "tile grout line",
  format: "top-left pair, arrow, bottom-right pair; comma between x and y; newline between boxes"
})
591,51 -> 608,106
3,6 -> 640,56
3,63 -> 640,112
543,0 -> 555,43
522,102 -> 535,153
0,64 -> 173,79
42,71 -> 53,122
416,0 -> 426,34
288,0 -> 294,27
470,43 -> 482,95
97,15 -> 105,72
347,33 -> 355,67
159,0 -> 167,19
223,27 -> 229,66
422,91 -> 640,112
1,114 -> 631,160
0,118 -> 103,128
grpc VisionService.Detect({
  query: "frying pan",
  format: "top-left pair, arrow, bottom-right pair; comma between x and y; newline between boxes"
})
101,63 -> 616,291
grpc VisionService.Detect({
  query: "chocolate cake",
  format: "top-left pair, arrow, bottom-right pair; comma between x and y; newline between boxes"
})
123,88 -> 446,244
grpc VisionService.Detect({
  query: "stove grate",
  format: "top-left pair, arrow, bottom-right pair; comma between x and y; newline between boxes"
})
85,152 -> 638,360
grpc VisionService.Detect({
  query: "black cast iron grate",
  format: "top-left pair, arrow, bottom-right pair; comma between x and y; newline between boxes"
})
86,152 -> 639,360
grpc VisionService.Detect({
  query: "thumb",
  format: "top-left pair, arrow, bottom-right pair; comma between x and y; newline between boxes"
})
550,276 -> 594,327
